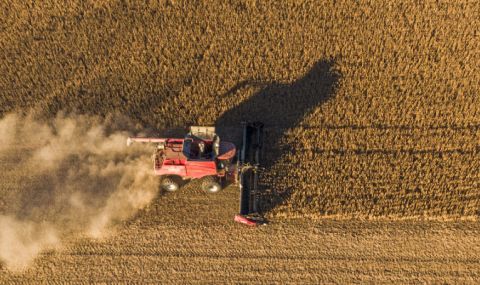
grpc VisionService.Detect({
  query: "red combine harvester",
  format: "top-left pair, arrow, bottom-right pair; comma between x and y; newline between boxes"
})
127,122 -> 265,226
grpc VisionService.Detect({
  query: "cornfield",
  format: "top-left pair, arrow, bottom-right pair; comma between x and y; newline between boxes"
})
1,0 -> 479,283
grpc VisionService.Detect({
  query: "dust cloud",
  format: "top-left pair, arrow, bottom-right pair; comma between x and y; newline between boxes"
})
0,113 -> 159,271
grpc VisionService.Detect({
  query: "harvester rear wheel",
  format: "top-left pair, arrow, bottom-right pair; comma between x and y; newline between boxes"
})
160,176 -> 180,192
201,176 -> 222,194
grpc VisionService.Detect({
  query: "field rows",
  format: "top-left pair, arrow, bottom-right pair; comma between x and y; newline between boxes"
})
2,218 -> 480,283
264,152 -> 480,218
269,126 -> 480,152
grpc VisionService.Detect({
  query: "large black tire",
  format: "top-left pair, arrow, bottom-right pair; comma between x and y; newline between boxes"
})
201,176 -> 222,194
160,176 -> 181,192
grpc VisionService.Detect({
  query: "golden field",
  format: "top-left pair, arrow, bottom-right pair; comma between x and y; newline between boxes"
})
1,0 -> 479,282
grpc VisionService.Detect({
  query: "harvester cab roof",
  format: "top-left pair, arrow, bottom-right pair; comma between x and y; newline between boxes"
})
188,126 -> 216,140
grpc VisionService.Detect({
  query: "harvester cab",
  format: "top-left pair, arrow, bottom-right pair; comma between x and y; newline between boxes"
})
126,122 -> 266,226
183,126 -> 220,160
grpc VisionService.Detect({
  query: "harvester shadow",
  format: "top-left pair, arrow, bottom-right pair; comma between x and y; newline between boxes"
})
215,59 -> 340,215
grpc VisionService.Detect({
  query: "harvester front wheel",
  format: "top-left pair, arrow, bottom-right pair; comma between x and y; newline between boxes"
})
201,176 -> 222,194
160,176 -> 181,192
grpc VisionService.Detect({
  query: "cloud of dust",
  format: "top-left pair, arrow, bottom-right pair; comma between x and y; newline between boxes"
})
0,113 -> 159,271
